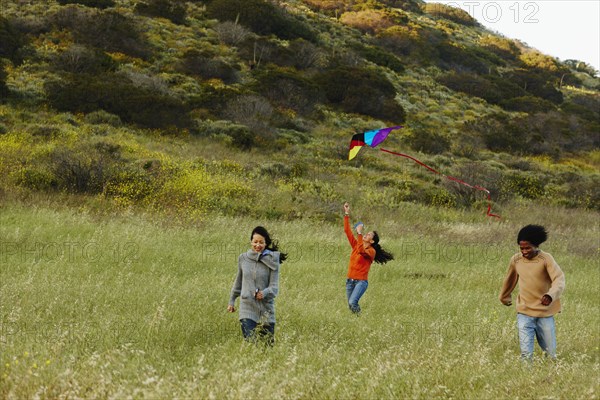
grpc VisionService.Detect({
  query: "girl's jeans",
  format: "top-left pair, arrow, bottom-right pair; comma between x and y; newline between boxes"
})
240,318 -> 275,345
346,279 -> 368,314
517,313 -> 557,360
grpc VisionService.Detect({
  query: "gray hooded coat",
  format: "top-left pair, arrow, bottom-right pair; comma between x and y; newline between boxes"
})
229,250 -> 280,324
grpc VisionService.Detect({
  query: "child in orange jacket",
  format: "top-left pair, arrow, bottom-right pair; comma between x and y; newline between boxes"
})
343,202 -> 394,314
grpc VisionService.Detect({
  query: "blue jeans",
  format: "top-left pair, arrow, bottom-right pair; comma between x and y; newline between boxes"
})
240,318 -> 275,345
346,279 -> 368,314
517,313 -> 557,360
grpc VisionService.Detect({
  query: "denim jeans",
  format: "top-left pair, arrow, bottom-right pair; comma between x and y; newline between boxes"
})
346,279 -> 368,314
517,313 -> 557,360
240,318 -> 275,345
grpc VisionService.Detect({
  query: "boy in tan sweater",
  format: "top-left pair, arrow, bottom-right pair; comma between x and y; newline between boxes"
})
499,225 -> 566,361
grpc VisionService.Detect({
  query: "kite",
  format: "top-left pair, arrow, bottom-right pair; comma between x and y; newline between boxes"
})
348,127 -> 501,219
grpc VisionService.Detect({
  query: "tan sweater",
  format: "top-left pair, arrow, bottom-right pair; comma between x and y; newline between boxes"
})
499,250 -> 565,317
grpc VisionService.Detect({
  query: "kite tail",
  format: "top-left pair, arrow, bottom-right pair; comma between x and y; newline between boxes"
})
379,148 -> 501,219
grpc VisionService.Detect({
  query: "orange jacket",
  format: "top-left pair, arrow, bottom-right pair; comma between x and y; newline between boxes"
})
344,215 -> 375,280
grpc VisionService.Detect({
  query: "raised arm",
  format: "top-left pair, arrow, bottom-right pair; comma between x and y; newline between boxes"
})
343,202 -> 356,247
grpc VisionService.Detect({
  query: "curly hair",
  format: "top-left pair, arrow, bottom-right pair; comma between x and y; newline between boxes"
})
517,225 -> 548,247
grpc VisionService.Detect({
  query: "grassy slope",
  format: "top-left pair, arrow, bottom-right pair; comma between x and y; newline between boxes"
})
1,202 -> 598,398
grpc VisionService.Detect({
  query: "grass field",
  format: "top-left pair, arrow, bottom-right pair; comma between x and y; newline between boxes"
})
1,200 -> 599,399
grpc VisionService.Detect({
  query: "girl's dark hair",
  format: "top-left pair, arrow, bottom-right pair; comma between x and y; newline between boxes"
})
251,226 -> 287,263
517,225 -> 548,247
372,231 -> 394,264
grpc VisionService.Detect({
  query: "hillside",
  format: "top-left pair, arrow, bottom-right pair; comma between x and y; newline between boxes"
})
1,0 -> 599,220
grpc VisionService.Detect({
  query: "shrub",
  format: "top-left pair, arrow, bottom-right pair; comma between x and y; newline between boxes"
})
500,96 -> 556,113
302,0 -> 346,16
442,161 -> 505,206
288,39 -> 324,70
500,170 -> 545,200
479,35 -> 520,61
156,165 -> 255,216
0,16 -> 27,63
251,66 -> 323,115
380,0 -> 423,13
315,66 -> 406,122
134,0 -> 187,25
221,94 -> 274,138
564,59 -> 598,78
508,69 -> 564,104
45,73 -> 191,129
404,127 -> 451,155
375,25 -> 422,57
435,42 -> 490,74
84,110 -> 123,126
214,21 -> 252,46
176,49 -> 240,84
47,147 -> 107,194
206,0 -> 317,42
14,167 -> 58,191
484,74 -> 527,102
51,44 -> 117,74
0,60 -> 9,99
353,43 -> 405,73
463,112 -> 530,154
195,120 -> 255,150
437,72 -> 502,104
103,167 -> 155,206
520,51 -> 560,73
57,0 -> 116,8
50,7 -> 150,59
339,9 -> 395,34
423,3 -> 477,26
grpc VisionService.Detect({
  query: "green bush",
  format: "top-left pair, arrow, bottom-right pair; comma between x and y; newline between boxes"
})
103,167 -> 155,206
0,16 -> 27,63
381,0 -> 423,13
50,7 -> 150,59
500,96 -> 556,113
436,42 -> 490,74
339,9 -> 395,34
14,167 -> 58,191
176,49 -> 240,84
353,43 -> 405,73
423,3 -> 477,26
484,74 -> 528,102
315,66 -> 406,122
57,0 -> 116,9
0,60 -> 9,99
134,0 -> 187,25
508,69 -> 564,104
45,73 -> 191,129
251,66 -> 323,116
195,120 -> 255,150
206,0 -> 317,42
51,44 -> 117,74
479,35 -> 520,62
84,110 -> 123,127
437,72 -> 502,104
500,170 -> 545,200
404,128 -> 451,155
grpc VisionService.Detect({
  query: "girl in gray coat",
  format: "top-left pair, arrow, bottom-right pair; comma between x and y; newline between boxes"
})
227,226 -> 286,343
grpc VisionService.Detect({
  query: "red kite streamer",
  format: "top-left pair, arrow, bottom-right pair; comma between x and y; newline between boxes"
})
349,127 -> 501,219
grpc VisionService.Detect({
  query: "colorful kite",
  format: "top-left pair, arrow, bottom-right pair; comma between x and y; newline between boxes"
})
348,127 -> 501,218
348,126 -> 403,160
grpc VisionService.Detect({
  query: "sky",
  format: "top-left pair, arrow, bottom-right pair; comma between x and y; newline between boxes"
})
423,0 -> 600,72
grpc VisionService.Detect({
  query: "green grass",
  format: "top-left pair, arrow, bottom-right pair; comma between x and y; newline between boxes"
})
1,201 -> 599,399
